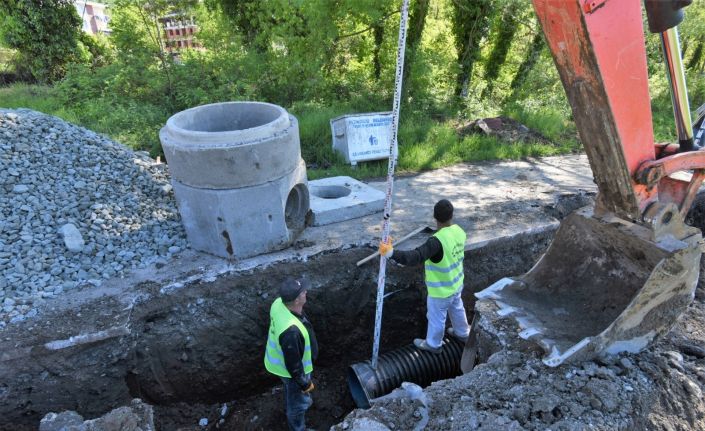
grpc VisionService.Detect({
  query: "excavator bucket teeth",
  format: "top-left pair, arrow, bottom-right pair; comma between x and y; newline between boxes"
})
476,206 -> 702,367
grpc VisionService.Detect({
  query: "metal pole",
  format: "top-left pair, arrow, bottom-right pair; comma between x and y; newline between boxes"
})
660,27 -> 695,151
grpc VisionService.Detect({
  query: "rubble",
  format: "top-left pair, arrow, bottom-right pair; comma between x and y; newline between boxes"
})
456,116 -> 555,145
333,278 -> 705,431
39,399 -> 155,431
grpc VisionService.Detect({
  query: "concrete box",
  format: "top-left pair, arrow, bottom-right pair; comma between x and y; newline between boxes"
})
330,112 -> 392,166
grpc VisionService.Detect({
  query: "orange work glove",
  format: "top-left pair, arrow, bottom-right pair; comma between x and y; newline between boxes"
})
302,381 -> 315,393
379,237 -> 394,258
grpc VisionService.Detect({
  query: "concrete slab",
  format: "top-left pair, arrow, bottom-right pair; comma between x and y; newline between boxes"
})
308,176 -> 385,226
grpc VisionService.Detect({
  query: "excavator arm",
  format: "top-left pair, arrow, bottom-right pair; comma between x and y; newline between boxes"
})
476,0 -> 705,366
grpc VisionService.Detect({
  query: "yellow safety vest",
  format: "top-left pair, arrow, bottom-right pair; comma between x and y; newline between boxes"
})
264,297 -> 313,378
424,224 -> 466,298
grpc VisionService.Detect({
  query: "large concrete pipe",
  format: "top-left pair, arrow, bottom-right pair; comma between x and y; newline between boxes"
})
347,337 -> 463,408
159,102 -> 309,259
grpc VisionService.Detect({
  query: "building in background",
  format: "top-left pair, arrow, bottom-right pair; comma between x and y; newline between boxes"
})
74,1 -> 110,35
160,13 -> 201,53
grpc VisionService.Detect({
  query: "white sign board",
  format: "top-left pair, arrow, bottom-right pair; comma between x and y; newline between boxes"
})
330,112 -> 393,165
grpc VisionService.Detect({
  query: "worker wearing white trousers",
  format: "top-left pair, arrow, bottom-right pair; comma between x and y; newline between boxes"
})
380,199 -> 470,354
426,290 -> 469,349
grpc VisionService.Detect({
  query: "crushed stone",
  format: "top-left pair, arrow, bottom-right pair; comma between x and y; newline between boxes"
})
0,109 -> 187,326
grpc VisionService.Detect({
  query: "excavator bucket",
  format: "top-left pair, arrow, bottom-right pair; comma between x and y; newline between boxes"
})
476,205 -> 702,366
477,0 -> 705,366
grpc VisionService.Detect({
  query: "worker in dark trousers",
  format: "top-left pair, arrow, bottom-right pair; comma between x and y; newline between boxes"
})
264,277 -> 318,431
379,199 -> 470,354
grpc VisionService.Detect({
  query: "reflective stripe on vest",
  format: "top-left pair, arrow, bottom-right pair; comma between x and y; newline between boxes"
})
424,224 -> 466,298
263,298 -> 313,378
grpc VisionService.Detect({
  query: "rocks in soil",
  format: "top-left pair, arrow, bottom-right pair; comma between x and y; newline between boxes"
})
0,109 -> 187,325
39,399 -> 155,431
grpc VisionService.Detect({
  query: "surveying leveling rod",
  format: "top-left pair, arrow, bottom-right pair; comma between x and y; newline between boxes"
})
371,0 -> 410,370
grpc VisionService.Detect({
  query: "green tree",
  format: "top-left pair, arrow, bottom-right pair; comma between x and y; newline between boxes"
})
482,0 -> 520,97
0,0 -> 83,82
109,0 -> 197,107
402,0 -> 430,101
509,23 -> 544,93
450,0 -> 493,97
204,0 -> 270,51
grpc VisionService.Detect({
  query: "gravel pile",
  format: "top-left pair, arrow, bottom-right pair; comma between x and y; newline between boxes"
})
0,109 -> 187,326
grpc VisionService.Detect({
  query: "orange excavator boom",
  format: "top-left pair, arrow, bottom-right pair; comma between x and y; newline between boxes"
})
476,0 -> 705,366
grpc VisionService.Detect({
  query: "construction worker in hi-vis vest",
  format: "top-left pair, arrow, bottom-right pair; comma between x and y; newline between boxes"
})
264,277 -> 318,431
379,199 -> 470,354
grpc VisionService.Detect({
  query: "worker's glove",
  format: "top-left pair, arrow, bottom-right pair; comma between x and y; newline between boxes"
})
379,237 -> 393,258
302,381 -> 315,393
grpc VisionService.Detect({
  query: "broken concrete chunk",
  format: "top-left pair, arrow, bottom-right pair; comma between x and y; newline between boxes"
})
39,399 -> 154,431
39,411 -> 84,431
663,350 -> 685,372
58,223 -> 84,253
681,375 -> 702,398
619,357 -> 635,370
347,418 -> 391,431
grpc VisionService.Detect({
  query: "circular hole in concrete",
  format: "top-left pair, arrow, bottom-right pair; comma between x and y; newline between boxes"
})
285,184 -> 309,230
310,185 -> 351,199
171,102 -> 284,133
662,211 -> 673,225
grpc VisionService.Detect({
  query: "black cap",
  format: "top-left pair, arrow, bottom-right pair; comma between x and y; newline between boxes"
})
279,277 -> 310,302
433,199 -> 454,223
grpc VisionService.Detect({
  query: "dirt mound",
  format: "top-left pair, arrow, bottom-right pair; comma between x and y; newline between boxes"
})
456,116 -> 554,145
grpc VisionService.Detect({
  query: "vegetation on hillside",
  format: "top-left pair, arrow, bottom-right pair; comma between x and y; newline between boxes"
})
1,0 -> 705,179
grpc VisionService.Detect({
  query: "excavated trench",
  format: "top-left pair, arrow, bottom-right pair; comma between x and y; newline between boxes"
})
5,188 -> 704,430
0,228 -> 556,431
0,195 -> 600,431
139,226 -> 553,431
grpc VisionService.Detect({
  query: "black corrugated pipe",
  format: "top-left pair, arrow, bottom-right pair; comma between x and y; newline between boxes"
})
347,337 -> 464,408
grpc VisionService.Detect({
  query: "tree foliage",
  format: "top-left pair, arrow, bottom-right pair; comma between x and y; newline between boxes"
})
483,0 -> 520,96
0,0 -> 83,82
8,0 -> 705,161
450,0 -> 492,97
509,23 -> 545,93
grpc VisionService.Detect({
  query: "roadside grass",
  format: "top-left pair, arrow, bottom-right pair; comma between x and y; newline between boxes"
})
294,99 -> 580,179
0,84 -> 67,115
0,84 -> 168,155
2,83 -> 582,180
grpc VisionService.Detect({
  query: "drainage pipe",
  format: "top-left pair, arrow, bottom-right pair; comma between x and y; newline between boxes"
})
347,337 -> 463,408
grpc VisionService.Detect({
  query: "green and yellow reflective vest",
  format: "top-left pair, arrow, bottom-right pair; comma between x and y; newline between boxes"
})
424,224 -> 466,298
264,297 -> 313,378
